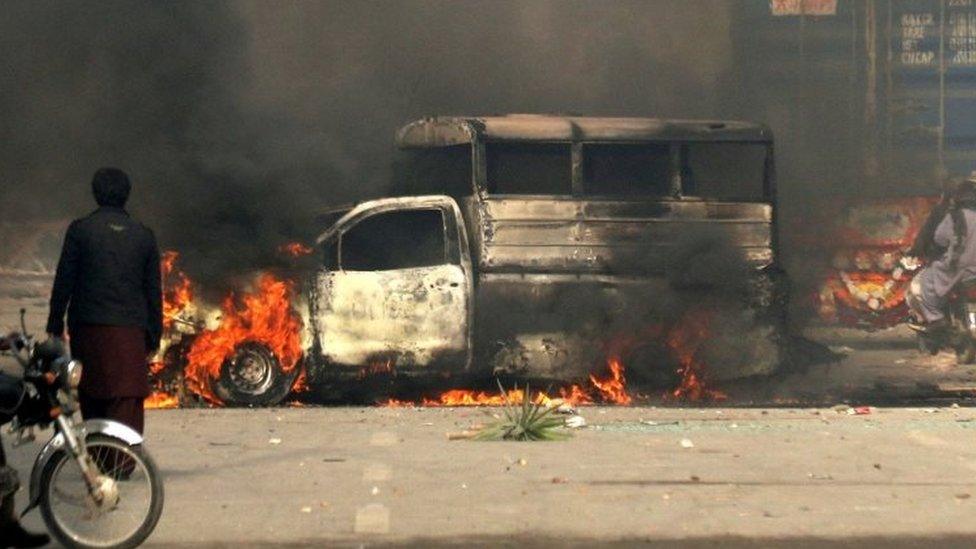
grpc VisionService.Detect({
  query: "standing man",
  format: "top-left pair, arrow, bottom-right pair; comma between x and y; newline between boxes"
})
46,168 -> 162,434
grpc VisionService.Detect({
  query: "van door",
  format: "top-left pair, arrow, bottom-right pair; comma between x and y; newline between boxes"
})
314,197 -> 473,372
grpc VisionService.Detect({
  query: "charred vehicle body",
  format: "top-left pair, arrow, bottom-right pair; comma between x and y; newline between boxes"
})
301,115 -> 787,400
159,115 -> 788,406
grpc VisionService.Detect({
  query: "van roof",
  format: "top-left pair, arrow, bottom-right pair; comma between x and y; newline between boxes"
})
396,114 -> 772,148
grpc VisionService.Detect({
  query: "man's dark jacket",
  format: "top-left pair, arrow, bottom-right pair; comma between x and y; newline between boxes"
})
46,207 -> 163,351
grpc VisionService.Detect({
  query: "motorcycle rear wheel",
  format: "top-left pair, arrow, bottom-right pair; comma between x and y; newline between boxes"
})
39,434 -> 164,549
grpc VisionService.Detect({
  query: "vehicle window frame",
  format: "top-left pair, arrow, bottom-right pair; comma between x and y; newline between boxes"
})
333,207 -> 456,272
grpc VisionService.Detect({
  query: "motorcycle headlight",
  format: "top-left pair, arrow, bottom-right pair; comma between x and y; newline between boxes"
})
63,359 -> 83,389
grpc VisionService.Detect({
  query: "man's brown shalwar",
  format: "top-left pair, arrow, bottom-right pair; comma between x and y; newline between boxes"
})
69,324 -> 150,433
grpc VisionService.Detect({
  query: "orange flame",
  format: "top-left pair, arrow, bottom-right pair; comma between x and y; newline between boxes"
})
279,242 -> 314,258
590,358 -> 632,405
291,368 -> 310,394
184,274 -> 304,404
161,250 -> 193,329
144,391 -> 179,409
667,311 -> 727,402
381,359 -> 629,407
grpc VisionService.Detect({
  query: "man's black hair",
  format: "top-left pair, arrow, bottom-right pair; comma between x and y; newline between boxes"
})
91,167 -> 131,208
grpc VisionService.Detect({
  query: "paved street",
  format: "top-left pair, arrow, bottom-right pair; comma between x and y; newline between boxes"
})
7,284 -> 976,547
7,404 -> 976,548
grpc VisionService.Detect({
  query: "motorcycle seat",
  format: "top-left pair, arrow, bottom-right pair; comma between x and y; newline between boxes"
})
0,373 -> 24,413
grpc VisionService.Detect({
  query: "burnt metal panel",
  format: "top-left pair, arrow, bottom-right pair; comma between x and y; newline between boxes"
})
466,197 -> 774,275
396,115 -> 773,149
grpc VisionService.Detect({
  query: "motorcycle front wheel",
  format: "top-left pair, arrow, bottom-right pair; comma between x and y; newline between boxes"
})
39,434 -> 164,549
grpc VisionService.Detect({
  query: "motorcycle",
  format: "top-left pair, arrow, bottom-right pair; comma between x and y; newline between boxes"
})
903,258 -> 976,363
0,310 -> 164,549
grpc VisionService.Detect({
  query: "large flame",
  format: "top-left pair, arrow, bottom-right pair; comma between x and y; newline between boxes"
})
161,250 -> 193,329
147,251 -> 194,409
184,274 -> 304,404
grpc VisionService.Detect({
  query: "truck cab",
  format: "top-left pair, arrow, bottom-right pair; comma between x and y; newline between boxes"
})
309,115 -> 784,389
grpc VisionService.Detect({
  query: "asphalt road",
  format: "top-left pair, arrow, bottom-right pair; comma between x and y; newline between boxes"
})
7,405 -> 976,548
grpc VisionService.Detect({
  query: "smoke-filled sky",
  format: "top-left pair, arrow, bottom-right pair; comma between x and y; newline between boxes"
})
0,0 -> 848,284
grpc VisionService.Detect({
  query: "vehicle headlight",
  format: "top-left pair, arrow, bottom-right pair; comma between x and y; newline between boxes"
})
64,359 -> 83,389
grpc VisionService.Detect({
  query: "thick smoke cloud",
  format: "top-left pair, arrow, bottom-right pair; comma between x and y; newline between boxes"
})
0,0 -> 799,292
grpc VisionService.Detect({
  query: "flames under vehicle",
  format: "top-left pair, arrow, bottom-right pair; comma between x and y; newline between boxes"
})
157,115 -> 789,406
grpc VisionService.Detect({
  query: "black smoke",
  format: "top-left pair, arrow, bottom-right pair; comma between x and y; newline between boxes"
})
1,0 -> 870,299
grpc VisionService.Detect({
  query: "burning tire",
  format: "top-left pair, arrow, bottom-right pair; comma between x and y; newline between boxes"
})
213,342 -> 299,406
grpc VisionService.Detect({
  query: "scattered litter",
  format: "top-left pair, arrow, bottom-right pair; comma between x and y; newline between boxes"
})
873,463 -> 882,470
517,458 -> 527,466
730,423 -> 739,429
300,506 -> 312,514
894,359 -> 907,364
640,420 -> 679,426
689,475 -> 700,482
830,345 -> 855,354
268,438 -> 282,445
923,408 -> 940,414
320,501 -> 330,508
848,406 -> 873,415
662,493 -> 671,500
565,416 -> 587,429
460,483 -> 467,490
955,493 -> 971,500
807,473 -> 833,480
447,429 -> 482,440
680,438 -> 695,449
551,477 -> 568,484
831,404 -> 851,413
422,422 -> 434,426
951,403 -> 961,409
371,486 -> 380,496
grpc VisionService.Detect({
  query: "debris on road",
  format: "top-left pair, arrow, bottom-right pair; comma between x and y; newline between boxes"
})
641,420 -> 680,426
848,406 -> 873,415
268,437 -> 282,445
565,415 -> 587,428
680,438 -> 695,449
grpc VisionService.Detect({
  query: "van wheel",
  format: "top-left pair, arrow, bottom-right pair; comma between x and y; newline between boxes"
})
213,342 -> 299,407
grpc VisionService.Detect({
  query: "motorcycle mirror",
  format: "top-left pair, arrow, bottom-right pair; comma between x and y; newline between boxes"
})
19,308 -> 27,336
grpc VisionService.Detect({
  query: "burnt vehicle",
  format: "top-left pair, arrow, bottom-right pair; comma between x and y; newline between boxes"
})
296,115 -> 787,401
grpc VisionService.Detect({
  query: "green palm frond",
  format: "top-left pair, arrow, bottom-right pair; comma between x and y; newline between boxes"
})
473,380 -> 571,441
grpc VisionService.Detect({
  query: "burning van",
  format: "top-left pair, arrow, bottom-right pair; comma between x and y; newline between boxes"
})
154,115 -> 788,407
304,116 -> 785,401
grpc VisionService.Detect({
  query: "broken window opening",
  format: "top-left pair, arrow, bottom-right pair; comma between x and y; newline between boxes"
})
581,143 -> 672,197
682,143 -> 767,202
485,142 -> 572,195
339,209 -> 448,271
394,145 -> 472,199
